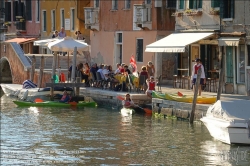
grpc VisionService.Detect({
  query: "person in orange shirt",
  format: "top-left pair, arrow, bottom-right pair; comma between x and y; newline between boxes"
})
80,63 -> 90,87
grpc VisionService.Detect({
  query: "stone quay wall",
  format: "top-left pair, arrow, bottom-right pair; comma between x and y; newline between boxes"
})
152,98 -> 211,120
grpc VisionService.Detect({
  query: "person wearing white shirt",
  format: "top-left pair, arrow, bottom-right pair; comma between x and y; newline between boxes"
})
97,64 -> 104,79
114,63 -> 121,74
102,65 -> 110,81
191,58 -> 206,96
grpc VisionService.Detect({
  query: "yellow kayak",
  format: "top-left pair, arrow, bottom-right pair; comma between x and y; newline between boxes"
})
152,91 -> 216,104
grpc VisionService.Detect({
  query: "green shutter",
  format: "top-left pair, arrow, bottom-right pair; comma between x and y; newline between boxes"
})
211,0 -> 220,8
198,0 -> 202,8
5,2 -> 11,21
179,0 -> 184,9
26,0 -> 32,21
230,0 -> 234,18
13,1 -> 18,21
189,0 -> 193,9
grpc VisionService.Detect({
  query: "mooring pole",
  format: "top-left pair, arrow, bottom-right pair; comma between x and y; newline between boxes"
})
71,47 -> 77,82
217,46 -> 224,101
38,56 -> 44,88
190,68 -> 201,124
30,55 -> 36,82
76,77 -> 80,96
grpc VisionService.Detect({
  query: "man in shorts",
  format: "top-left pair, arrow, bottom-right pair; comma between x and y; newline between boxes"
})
191,58 -> 206,96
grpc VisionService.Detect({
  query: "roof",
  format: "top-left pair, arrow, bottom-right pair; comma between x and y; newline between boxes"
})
5,38 -> 37,44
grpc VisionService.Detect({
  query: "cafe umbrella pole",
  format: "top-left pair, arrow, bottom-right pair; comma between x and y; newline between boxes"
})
190,68 -> 201,124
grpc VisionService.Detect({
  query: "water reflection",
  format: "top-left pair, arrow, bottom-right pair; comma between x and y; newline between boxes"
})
1,94 -> 250,165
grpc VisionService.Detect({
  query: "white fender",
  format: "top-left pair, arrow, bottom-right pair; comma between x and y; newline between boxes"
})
20,90 -> 29,101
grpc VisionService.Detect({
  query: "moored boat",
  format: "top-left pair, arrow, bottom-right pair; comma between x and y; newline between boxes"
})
200,100 -> 250,144
152,91 -> 216,104
13,100 -> 97,107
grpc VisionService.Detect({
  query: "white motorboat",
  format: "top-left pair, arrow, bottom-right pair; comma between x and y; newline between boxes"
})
201,100 -> 250,144
0,84 -> 73,100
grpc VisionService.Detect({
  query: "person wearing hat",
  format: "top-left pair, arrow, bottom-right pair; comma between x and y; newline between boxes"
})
146,76 -> 156,98
191,58 -> 206,96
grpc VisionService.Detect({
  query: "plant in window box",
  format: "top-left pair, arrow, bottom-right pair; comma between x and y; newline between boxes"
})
184,9 -> 192,15
209,8 -> 220,15
3,22 -> 11,26
185,9 -> 202,16
20,18 -> 25,22
171,11 -> 183,17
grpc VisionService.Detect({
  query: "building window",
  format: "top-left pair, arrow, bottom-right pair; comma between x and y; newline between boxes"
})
167,0 -> 176,8
211,0 -> 220,8
115,32 -> 123,64
61,9 -> 65,28
51,10 -> 56,31
4,2 -> 11,21
13,0 -> 18,21
42,10 -> 46,31
136,39 -> 143,62
94,0 -> 99,8
179,0 -> 184,9
71,8 -> 75,31
125,0 -> 130,9
36,0 -> 40,22
112,0 -> 118,10
145,0 -> 151,4
237,45 -> 245,83
26,0 -> 32,21
189,0 -> 202,9
220,0 -> 234,18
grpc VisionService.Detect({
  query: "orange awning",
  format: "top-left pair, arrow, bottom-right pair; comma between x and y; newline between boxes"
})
5,38 -> 36,44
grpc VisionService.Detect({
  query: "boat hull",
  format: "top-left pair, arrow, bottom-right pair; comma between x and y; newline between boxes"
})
201,117 -> 250,144
13,100 -> 97,107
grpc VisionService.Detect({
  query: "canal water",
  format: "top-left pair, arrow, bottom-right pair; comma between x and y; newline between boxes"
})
1,92 -> 250,165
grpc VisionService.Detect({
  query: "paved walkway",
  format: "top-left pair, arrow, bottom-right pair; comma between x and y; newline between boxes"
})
158,85 -> 250,101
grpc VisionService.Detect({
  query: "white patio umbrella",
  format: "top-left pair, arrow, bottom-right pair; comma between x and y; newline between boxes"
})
47,36 -> 89,82
33,37 -> 62,46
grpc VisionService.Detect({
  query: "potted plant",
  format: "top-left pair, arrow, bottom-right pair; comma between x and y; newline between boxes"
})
171,12 -> 183,17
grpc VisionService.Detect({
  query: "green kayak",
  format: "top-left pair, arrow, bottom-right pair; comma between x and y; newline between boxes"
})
13,100 -> 97,107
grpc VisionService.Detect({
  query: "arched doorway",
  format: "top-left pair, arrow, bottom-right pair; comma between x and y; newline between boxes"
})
0,58 -> 12,83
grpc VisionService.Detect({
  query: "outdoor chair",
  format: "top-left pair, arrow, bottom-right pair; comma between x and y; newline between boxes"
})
96,72 -> 105,89
156,75 -> 162,92
138,75 -> 147,93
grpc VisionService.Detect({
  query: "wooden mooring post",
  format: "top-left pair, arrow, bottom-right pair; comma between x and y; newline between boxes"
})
190,68 -> 201,124
75,77 -> 80,96
30,55 -> 36,82
38,56 -> 44,88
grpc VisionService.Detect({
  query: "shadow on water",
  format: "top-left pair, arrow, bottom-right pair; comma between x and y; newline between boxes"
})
1,94 -> 250,165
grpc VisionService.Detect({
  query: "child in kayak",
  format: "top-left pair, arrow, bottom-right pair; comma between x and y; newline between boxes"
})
122,93 -> 135,108
59,91 -> 70,103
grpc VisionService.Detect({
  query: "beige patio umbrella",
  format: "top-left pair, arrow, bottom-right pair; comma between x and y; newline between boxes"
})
47,36 -> 89,82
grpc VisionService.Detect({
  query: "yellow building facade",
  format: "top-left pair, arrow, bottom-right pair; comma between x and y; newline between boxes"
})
40,0 -> 90,41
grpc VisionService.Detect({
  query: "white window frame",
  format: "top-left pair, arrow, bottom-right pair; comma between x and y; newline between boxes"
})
177,0 -> 186,11
70,8 -> 75,31
112,0 -> 118,10
35,0 -> 40,23
42,10 -> 46,32
94,0 -> 99,8
124,0 -> 131,9
237,45 -> 246,83
51,9 -> 56,31
136,38 -> 144,63
60,8 -> 65,28
115,32 -> 123,65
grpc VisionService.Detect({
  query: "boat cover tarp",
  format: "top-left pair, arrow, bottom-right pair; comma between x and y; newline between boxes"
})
206,100 -> 250,122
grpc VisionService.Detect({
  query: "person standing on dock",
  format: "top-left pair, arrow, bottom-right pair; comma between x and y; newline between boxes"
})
191,58 -> 206,96
146,76 -> 156,99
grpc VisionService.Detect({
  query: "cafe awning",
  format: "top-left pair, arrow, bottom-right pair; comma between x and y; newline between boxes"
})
218,37 -> 240,46
145,33 -> 214,53
5,38 -> 36,44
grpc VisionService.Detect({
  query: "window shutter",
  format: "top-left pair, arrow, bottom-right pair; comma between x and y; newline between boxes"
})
21,2 -> 25,18
220,0 -> 224,18
230,0 -> 234,18
179,0 -> 184,9
5,2 -> 11,21
13,1 -> 18,21
26,0 -> 32,21
198,0 -> 202,8
189,0 -> 193,9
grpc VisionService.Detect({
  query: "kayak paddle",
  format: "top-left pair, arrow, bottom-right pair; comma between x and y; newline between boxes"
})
116,95 -> 152,114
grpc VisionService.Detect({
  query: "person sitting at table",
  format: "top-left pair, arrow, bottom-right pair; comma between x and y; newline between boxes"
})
90,63 -> 99,80
59,91 -> 71,103
114,63 -> 121,74
124,65 -> 131,75
102,65 -> 119,89
80,63 -> 90,87
146,61 -> 155,77
191,58 -> 206,96
146,76 -> 156,99
122,93 -> 135,108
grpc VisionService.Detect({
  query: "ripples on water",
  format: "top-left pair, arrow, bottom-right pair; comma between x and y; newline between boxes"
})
1,94 -> 250,165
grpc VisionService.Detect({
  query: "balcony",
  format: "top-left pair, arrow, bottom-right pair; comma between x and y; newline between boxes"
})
133,4 -> 152,30
84,7 -> 99,31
